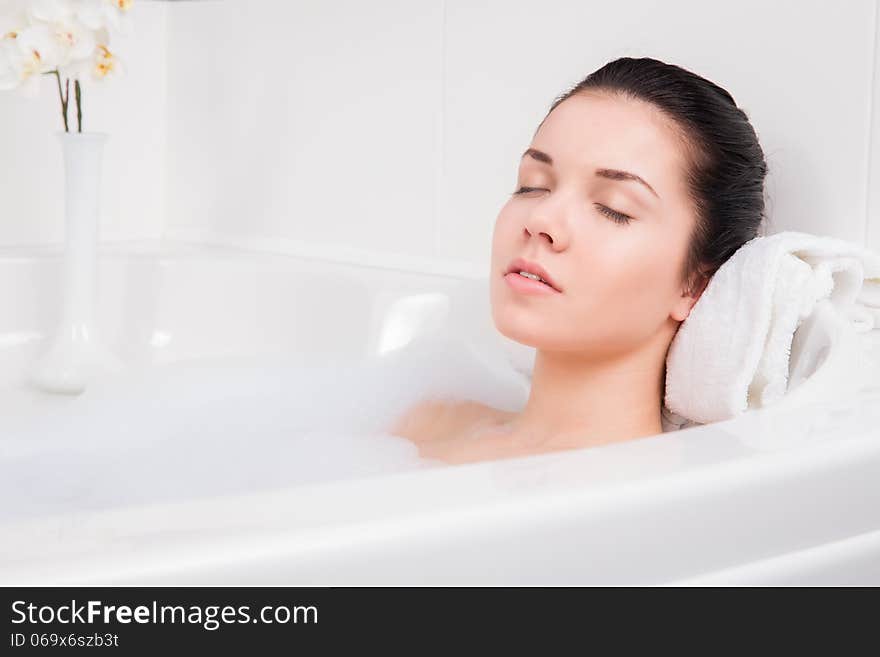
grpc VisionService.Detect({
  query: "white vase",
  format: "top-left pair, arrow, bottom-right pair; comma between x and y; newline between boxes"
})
26,131 -> 124,395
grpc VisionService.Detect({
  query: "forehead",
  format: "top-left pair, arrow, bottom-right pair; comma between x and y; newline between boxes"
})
529,92 -> 689,196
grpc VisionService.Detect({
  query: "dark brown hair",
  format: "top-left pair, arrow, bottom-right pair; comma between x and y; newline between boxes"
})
542,56 -> 769,296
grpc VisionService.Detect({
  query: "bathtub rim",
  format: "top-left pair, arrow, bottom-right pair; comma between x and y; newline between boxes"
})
1,396 -> 878,586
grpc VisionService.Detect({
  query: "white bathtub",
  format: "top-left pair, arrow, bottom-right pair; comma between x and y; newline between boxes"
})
1,242 -> 879,585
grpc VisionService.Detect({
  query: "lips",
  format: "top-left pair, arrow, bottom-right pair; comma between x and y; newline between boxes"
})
505,257 -> 562,292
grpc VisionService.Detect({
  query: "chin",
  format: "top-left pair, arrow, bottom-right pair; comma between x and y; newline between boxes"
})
491,303 -> 553,350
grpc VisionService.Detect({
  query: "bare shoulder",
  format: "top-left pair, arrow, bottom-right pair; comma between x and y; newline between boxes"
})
389,398 -> 513,445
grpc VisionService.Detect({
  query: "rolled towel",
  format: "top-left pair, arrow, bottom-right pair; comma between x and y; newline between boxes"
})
664,230 -> 880,425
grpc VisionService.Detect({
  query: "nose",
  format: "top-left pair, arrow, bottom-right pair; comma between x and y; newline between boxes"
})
522,204 -> 569,251
524,223 -> 554,246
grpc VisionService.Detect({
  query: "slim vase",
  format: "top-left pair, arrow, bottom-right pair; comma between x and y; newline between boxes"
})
27,131 -> 123,395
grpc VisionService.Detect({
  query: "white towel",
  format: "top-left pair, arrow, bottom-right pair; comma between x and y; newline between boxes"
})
664,230 -> 880,426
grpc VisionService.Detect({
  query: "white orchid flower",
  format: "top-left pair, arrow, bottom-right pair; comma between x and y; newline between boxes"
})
52,17 -> 97,63
59,32 -> 123,81
95,41 -> 123,80
27,0 -> 131,69
92,41 -> 122,79
73,0 -> 133,38
34,14 -> 99,71
28,0 -> 89,64
0,0 -> 29,38
0,2 -> 28,91
0,22 -> 65,95
27,0 -> 75,24
0,1 -> 74,93
0,39 -> 25,91
21,2 -> 97,71
0,47 -> 42,96
17,22 -> 66,68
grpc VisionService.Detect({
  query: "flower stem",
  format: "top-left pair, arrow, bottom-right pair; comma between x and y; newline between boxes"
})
51,70 -> 69,132
74,79 -> 82,133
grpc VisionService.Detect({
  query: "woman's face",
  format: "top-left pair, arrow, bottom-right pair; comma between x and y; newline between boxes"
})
490,91 -> 701,357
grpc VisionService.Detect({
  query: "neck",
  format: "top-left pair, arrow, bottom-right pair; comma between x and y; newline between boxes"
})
501,326 -> 676,452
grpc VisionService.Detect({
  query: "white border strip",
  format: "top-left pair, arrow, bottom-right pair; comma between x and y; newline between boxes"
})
433,0 -> 447,264
866,0 -> 880,251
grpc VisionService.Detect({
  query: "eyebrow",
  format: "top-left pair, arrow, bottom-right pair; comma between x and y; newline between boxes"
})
521,147 -> 660,199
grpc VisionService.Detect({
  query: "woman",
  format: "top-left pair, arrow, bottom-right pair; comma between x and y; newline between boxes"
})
390,56 -> 769,465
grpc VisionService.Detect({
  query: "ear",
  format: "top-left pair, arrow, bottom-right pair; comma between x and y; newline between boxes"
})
670,273 -> 710,323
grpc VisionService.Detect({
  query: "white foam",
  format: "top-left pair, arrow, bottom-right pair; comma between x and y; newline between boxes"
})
2,333 -> 529,523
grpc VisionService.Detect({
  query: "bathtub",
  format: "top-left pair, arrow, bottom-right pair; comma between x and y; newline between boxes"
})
1,241 -> 879,585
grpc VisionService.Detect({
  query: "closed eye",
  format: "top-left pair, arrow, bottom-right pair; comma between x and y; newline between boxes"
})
511,186 -> 634,225
595,204 -> 633,225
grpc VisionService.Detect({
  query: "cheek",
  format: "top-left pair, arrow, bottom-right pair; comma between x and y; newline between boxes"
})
566,231 -> 683,342
493,202 -> 518,236
604,235 -> 684,324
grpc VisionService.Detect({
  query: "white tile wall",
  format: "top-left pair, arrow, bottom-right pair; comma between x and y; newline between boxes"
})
2,0 -> 879,267
164,0 -> 444,264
